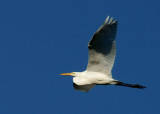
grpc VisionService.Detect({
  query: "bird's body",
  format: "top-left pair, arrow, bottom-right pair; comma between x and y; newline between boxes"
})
60,16 -> 146,92
73,71 -> 115,85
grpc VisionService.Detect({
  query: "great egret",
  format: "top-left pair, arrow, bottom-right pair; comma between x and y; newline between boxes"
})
60,16 -> 146,92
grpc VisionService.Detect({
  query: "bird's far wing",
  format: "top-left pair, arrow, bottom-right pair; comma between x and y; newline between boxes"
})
86,16 -> 118,77
73,83 -> 94,92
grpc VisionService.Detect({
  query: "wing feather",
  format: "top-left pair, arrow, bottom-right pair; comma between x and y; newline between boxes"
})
86,16 -> 118,76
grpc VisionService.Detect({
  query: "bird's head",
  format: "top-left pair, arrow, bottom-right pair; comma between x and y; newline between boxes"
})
60,72 -> 77,76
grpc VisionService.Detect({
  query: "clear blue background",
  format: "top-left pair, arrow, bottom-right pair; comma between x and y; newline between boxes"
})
0,0 -> 159,114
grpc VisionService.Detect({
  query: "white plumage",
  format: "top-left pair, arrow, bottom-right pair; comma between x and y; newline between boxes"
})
61,16 -> 145,92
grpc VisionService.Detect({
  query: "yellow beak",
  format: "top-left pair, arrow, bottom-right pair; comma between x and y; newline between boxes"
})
60,73 -> 73,76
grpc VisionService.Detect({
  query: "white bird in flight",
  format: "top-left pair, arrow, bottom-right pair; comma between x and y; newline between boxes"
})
60,16 -> 146,92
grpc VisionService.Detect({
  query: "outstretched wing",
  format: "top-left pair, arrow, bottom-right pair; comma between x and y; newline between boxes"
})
86,16 -> 118,76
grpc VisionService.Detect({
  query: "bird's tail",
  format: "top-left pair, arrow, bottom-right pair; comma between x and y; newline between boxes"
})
114,81 -> 146,89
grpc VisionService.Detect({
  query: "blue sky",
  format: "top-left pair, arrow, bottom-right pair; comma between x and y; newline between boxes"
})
0,0 -> 160,114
